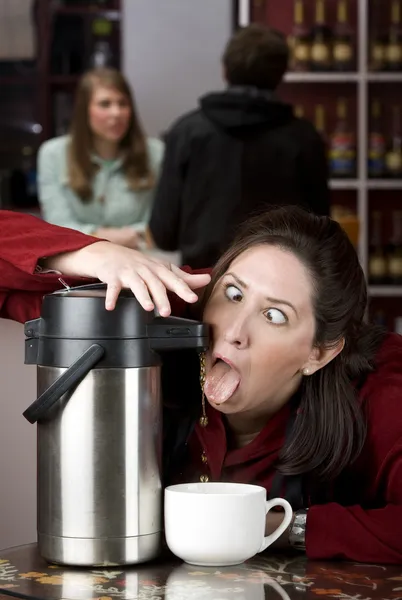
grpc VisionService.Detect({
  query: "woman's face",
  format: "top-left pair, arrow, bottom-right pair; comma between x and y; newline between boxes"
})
88,85 -> 131,144
203,245 -> 318,418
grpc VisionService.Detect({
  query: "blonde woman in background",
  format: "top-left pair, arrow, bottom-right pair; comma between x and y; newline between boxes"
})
38,68 -> 164,248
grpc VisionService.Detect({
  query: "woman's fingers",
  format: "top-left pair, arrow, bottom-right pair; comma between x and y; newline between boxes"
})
136,265 -> 171,316
106,272 -> 154,312
153,265 -> 201,304
98,246 -> 212,313
105,281 -> 122,311
171,265 -> 211,289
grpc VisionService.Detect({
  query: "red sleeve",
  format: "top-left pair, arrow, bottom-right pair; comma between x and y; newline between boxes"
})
306,459 -> 402,564
0,210 -> 98,323
306,334 -> 402,564
0,215 -> 210,324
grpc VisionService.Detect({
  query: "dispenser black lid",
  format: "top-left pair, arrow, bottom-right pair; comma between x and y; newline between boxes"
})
29,283 -> 156,340
24,283 -> 209,369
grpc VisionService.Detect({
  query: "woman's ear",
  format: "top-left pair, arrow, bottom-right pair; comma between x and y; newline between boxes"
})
302,338 -> 345,376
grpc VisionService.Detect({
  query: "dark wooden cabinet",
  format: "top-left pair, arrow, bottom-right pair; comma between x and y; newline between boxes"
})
0,0 -> 121,210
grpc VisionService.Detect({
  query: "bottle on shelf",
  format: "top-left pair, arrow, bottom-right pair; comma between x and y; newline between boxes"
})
329,98 -> 356,178
385,0 -> 402,71
314,104 -> 327,141
369,0 -> 386,71
310,0 -> 332,72
368,99 -> 386,178
289,0 -> 310,72
331,204 -> 359,247
368,211 -> 388,285
387,210 -> 402,284
332,0 -> 354,72
385,105 -> 402,178
88,18 -> 115,69
294,104 -> 305,119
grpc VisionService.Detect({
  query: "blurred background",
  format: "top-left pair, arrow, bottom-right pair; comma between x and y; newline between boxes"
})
0,0 -> 402,548
1,0 -> 402,328
248,0 -> 402,333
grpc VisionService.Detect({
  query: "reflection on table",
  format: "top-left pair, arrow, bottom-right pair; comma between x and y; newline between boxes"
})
0,544 -> 401,600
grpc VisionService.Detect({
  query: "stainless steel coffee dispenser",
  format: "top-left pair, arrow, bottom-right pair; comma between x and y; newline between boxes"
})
23,283 -> 208,567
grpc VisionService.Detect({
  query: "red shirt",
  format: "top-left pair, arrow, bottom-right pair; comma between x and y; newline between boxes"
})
1,209 -> 402,564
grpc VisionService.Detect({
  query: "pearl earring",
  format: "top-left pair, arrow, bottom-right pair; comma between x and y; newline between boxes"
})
302,367 -> 310,376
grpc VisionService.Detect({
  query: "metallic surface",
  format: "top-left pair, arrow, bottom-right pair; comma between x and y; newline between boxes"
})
38,532 -> 161,567
36,366 -> 162,566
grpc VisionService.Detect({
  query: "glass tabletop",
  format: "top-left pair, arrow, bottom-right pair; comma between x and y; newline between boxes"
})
0,543 -> 401,600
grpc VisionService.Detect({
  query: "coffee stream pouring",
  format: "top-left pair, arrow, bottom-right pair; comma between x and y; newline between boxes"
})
23,283 -> 209,567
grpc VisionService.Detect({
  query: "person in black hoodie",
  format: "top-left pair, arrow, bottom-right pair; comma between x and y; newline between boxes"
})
148,25 -> 330,269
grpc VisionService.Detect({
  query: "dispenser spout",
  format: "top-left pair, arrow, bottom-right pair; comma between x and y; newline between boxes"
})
147,317 -> 209,352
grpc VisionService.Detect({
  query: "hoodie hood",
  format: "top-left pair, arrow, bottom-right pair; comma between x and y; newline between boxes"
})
200,86 -> 294,131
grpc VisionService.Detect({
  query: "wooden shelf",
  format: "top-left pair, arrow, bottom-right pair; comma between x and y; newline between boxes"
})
284,73 -> 402,84
367,73 -> 402,83
284,72 -> 359,83
330,179 -> 359,190
367,180 -> 402,190
285,72 -> 402,83
368,286 -> 402,297
285,73 -> 402,84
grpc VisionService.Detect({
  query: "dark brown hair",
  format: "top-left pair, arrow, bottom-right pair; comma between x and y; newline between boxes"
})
68,68 -> 153,201
202,206 -> 385,480
222,24 -> 289,90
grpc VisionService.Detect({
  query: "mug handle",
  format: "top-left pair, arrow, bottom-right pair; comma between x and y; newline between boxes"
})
258,498 -> 293,553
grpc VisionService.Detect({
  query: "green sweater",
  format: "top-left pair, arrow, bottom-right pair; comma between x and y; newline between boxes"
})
37,135 -> 164,234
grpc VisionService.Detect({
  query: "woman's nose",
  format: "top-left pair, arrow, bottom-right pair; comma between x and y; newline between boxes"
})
223,314 -> 250,349
110,104 -> 122,116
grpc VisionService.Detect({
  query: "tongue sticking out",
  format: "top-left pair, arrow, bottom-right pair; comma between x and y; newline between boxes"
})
204,360 -> 241,405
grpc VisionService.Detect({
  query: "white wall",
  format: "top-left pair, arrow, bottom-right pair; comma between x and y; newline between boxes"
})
0,319 -> 37,549
123,0 -> 233,136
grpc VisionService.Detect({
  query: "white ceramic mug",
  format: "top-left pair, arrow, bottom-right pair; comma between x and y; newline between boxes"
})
164,482 -> 293,567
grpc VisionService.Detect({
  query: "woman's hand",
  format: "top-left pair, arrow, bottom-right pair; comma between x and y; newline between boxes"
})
44,241 -> 211,314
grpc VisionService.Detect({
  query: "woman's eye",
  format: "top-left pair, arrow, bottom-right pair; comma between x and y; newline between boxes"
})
265,308 -> 287,324
225,285 -> 243,303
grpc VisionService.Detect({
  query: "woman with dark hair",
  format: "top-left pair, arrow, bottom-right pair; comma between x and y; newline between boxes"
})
1,206 -> 401,564
38,68 -> 164,248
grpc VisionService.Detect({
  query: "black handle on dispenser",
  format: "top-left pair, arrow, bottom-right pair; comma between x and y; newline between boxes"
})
23,344 -> 105,424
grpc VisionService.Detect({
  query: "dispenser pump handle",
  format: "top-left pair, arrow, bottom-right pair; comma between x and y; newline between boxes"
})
23,344 -> 105,424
